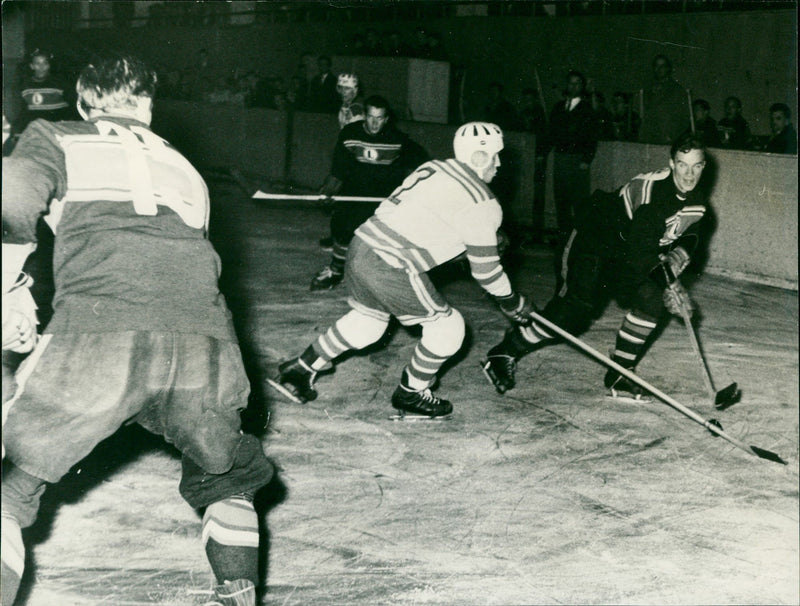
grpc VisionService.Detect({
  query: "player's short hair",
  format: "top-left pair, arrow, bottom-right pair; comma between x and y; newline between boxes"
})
364,95 -> 390,114
670,133 -> 706,160
724,96 -> 742,109
77,53 -> 157,113
769,103 -> 791,119
29,48 -> 53,62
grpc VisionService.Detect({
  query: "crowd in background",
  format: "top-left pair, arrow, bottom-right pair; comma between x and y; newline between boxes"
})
6,45 -> 797,155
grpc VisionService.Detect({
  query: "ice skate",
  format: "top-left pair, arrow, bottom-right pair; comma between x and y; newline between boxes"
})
267,358 -> 320,403
390,383 -> 453,421
212,579 -> 256,606
481,347 -> 517,394
604,368 -> 651,403
310,266 -> 343,291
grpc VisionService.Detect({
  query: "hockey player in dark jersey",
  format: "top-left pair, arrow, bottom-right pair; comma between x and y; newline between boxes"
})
1,54 -> 274,606
15,48 -> 76,135
271,123 -> 535,418
482,133 -> 710,399
311,94 -> 429,290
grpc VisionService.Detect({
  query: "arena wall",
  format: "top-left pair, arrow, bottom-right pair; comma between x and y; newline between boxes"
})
152,102 -> 798,289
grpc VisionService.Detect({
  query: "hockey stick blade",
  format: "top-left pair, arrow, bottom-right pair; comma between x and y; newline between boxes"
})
389,413 -> 452,422
265,378 -> 306,404
749,445 -> 788,465
714,382 -> 741,410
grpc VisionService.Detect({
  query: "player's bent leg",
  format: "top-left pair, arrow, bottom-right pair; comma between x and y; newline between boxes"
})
483,320 -> 555,394
273,309 -> 389,403
391,310 -> 464,417
604,310 -> 658,400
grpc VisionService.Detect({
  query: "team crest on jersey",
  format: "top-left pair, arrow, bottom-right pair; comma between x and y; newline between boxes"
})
32,92 -> 44,106
364,146 -> 379,161
660,206 -> 706,246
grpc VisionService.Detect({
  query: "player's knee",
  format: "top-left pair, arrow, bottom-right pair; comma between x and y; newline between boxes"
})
420,308 -> 465,357
335,309 -> 389,349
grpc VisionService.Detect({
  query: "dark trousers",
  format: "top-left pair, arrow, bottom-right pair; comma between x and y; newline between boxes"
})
552,152 -> 590,240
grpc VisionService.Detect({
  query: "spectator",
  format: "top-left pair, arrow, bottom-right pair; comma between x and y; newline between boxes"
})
307,55 -> 339,114
483,81 -> 521,131
716,96 -> 752,150
590,90 -> 615,140
764,103 -> 797,154
685,98 -> 720,147
518,88 -> 548,246
384,30 -> 411,58
364,29 -> 383,56
639,54 -> 690,145
609,91 -> 641,142
336,73 -> 365,129
425,32 -> 448,61
538,70 -> 598,245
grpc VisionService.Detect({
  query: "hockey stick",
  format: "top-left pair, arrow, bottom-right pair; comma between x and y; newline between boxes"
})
669,284 -> 741,410
252,191 -> 384,203
526,310 -> 786,465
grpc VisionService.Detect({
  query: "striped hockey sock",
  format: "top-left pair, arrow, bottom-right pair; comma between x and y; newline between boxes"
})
612,312 -> 657,367
1,511 -> 25,606
202,497 -> 259,587
405,342 -> 450,390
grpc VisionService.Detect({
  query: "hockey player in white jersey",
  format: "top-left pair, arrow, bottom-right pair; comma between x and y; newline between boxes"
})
270,122 -> 533,418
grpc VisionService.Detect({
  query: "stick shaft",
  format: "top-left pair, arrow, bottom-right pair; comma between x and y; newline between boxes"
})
528,310 -> 757,457
678,303 -> 718,396
252,191 -> 384,203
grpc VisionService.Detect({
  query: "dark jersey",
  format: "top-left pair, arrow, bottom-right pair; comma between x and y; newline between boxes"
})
579,168 -> 707,280
330,121 -> 428,198
2,117 -> 235,341
17,73 -> 75,132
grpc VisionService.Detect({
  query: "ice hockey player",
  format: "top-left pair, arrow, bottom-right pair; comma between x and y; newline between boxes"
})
483,132 -> 709,400
1,53 -> 274,606
272,122 -> 533,418
311,94 -> 428,290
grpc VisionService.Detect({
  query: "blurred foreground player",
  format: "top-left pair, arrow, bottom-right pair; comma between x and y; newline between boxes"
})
483,133 -> 709,399
271,123 -> 534,418
1,53 -> 274,606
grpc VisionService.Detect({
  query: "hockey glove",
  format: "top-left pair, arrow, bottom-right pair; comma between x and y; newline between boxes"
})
663,280 -> 694,319
2,272 -> 38,353
658,246 -> 691,284
496,228 -> 511,257
494,292 -> 534,327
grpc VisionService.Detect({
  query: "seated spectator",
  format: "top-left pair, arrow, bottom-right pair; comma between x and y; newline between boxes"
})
717,96 -> 752,150
425,32 -> 448,61
483,81 -> 521,131
609,91 -> 641,141
287,74 -> 309,111
685,98 -> 720,147
364,29 -> 383,56
764,103 -> 797,154
519,88 -> 547,138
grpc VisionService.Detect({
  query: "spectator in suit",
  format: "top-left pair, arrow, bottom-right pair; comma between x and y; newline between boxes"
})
609,91 -> 641,142
483,81 -> 521,131
307,55 -> 339,114
716,96 -> 752,150
538,70 -> 598,245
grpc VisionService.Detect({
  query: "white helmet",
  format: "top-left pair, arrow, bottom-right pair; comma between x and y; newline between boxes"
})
337,73 -> 359,88
453,122 -> 503,167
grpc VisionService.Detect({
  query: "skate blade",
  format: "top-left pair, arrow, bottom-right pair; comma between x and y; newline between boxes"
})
389,413 -> 453,422
606,390 -> 652,404
266,378 -> 305,404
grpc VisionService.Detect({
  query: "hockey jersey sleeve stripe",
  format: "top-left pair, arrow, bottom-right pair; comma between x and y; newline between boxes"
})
621,168 -> 667,219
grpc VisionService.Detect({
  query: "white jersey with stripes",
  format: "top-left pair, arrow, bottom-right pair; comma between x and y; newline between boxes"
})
354,158 -> 512,297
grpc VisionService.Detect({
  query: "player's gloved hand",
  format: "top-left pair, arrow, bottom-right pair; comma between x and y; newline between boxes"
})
2,272 -> 38,353
658,246 -> 691,284
663,280 -> 694,319
496,228 -> 510,257
494,292 -> 534,326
